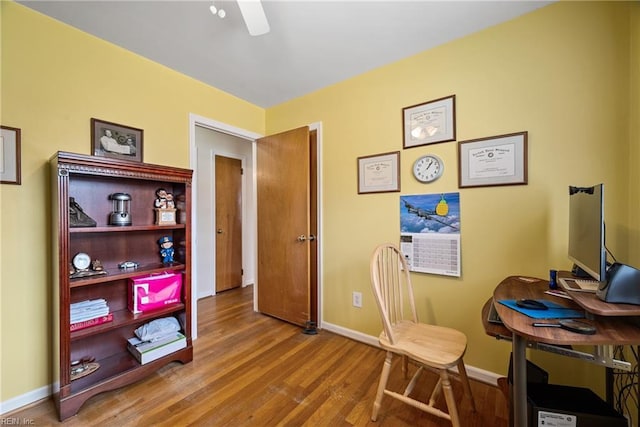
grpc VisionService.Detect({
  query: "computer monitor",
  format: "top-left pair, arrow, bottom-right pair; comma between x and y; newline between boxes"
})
568,184 -> 606,282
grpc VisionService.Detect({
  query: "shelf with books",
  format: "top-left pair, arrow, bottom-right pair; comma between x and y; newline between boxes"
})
70,304 -> 185,341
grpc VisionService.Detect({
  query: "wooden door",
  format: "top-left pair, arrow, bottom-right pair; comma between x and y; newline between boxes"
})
257,126 -> 311,326
215,155 -> 242,293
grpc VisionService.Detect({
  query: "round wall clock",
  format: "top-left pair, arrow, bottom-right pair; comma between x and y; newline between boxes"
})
72,252 -> 91,271
412,154 -> 444,183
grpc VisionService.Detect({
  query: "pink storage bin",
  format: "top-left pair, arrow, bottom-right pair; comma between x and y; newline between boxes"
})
128,272 -> 182,314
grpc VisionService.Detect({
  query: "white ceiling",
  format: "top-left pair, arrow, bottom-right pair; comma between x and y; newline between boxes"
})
18,1 -> 552,108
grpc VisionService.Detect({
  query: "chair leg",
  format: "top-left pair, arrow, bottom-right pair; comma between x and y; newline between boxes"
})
440,370 -> 461,427
402,355 -> 409,378
457,359 -> 476,412
371,351 -> 393,421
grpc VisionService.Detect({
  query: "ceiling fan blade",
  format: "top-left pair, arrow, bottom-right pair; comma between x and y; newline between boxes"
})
237,0 -> 270,36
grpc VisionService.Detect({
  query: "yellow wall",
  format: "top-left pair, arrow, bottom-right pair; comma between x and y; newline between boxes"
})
267,0 -> 634,391
630,3 -> 640,264
1,2 -> 263,403
1,0 -> 637,408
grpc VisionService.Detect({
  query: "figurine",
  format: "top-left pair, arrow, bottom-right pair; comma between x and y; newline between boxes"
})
158,236 -> 174,264
165,192 -> 175,209
154,188 -> 169,209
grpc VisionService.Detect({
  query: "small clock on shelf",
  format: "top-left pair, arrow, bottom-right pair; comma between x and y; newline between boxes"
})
70,252 -> 107,279
72,252 -> 91,271
412,154 -> 444,183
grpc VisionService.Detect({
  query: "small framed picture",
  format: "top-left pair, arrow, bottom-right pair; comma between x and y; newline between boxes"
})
458,131 -> 528,188
91,118 -> 143,162
1,125 -> 21,185
403,95 -> 456,148
357,151 -> 401,194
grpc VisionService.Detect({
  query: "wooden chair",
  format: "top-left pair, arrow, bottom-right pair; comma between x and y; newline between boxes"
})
369,243 -> 475,426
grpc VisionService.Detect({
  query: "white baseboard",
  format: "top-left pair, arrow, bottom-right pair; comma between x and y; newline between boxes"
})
0,384 -> 50,416
320,321 -> 502,387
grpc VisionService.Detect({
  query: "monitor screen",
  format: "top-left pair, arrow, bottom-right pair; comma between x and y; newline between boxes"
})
568,184 -> 606,281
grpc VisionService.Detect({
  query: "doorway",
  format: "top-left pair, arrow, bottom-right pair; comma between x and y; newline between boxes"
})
215,155 -> 243,293
189,114 -> 323,339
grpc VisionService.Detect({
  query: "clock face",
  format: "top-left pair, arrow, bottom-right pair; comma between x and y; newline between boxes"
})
72,252 -> 91,270
413,155 -> 444,183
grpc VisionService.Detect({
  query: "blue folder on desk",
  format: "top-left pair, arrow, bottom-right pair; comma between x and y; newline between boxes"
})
498,299 -> 585,319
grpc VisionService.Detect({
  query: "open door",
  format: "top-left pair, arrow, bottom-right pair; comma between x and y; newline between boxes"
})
257,126 -> 313,327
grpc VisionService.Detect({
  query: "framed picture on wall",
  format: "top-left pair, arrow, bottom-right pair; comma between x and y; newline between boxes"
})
357,151 -> 401,194
458,131 -> 528,188
1,125 -> 21,185
91,118 -> 143,162
403,95 -> 456,148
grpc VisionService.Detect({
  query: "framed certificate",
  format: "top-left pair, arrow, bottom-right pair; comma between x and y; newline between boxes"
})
1,126 -> 21,185
357,151 -> 400,194
403,95 -> 456,148
458,131 -> 528,188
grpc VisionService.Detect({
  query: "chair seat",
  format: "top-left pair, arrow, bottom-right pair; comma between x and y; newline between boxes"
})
378,320 -> 468,369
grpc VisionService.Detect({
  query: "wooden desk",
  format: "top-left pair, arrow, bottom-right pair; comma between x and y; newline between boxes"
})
485,275 -> 640,427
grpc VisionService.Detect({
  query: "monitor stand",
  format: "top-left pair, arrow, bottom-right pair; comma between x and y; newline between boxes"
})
572,264 -> 592,278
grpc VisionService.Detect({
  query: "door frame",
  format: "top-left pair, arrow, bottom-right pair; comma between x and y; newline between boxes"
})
189,113 -> 323,339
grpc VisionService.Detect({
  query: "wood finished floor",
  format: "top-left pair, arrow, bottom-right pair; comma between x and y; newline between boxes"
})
8,286 -> 508,426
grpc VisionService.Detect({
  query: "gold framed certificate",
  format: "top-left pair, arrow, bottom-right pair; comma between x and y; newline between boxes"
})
357,151 -> 400,194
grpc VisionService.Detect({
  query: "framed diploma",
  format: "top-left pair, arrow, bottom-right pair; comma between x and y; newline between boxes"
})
0,125 -> 21,185
458,131 -> 528,188
403,95 -> 456,148
357,151 -> 400,194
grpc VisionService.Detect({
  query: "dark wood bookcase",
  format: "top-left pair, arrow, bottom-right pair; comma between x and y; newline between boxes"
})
50,152 -> 193,420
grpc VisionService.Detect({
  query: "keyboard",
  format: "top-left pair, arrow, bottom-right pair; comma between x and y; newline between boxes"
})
558,277 -> 600,293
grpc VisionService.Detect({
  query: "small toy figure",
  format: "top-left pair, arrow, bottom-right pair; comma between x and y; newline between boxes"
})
155,188 -> 168,209
165,192 -> 175,209
158,236 -> 174,264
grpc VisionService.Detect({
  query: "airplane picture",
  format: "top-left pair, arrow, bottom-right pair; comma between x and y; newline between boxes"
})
400,193 -> 460,234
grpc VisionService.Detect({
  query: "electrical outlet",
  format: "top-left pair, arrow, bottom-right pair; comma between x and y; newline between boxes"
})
352,291 -> 362,308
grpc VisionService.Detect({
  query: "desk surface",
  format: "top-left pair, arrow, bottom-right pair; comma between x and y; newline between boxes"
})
491,276 -> 640,345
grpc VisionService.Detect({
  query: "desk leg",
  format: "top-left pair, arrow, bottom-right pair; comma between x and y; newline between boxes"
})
512,333 -> 528,427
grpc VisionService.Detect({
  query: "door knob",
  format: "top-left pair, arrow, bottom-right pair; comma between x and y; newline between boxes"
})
308,234 -> 316,241
217,229 -> 223,234
297,235 -> 307,242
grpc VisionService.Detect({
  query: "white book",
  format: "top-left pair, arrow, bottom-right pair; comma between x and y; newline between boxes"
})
127,333 -> 186,364
71,308 -> 110,323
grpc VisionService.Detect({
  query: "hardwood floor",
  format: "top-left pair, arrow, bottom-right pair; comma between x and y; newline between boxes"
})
7,286 -> 508,426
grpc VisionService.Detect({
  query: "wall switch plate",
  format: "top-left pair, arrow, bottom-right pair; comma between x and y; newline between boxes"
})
352,291 -> 362,308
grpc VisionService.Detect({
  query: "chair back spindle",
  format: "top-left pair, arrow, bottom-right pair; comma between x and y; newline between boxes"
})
370,244 -> 418,345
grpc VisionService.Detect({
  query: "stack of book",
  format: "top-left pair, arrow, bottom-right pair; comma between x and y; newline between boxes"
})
127,332 -> 186,364
70,299 -> 112,332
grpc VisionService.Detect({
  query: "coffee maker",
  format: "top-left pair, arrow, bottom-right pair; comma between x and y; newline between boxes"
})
109,193 -> 132,226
